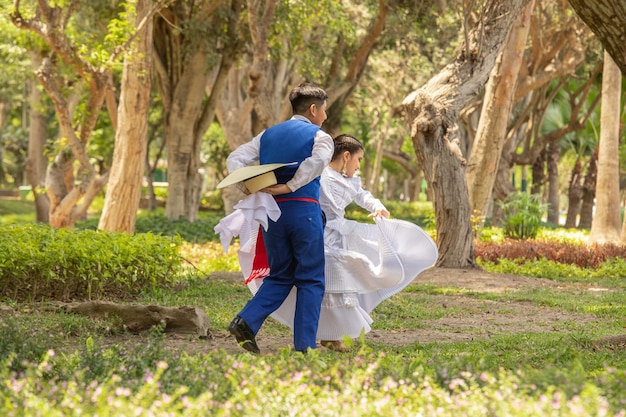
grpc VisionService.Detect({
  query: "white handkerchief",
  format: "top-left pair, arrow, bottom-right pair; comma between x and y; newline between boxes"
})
234,192 -> 281,230
214,192 -> 281,253
214,210 -> 245,253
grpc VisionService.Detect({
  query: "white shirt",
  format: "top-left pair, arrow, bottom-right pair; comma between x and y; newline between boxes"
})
226,115 -> 333,192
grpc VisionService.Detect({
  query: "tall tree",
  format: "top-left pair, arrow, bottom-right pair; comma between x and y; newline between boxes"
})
463,0 -> 596,226
98,0 -> 155,233
578,148 -> 597,229
25,52 -> 50,223
466,0 -> 534,219
589,51 -> 622,243
402,0 -> 531,268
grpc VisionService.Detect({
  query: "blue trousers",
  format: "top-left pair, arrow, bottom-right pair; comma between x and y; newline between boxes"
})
238,200 -> 325,351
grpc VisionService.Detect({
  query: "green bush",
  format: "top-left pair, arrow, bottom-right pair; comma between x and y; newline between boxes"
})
346,200 -> 434,227
0,224 -> 183,301
497,192 -> 548,240
76,212 -> 224,244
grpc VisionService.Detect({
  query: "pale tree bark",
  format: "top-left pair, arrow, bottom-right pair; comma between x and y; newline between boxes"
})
466,0 -> 534,219
98,0 -> 154,233
589,51 -> 622,244
568,0 -> 626,74
402,0 -> 531,268
153,1 -> 241,221
466,1 -> 594,224
25,52 -> 50,223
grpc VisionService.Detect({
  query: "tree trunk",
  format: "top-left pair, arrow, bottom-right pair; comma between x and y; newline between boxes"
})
563,157 -> 582,228
491,145 -> 517,227
467,0 -> 534,219
530,148 -> 545,195
25,55 -> 50,223
402,0 -> 530,268
0,102 -> 6,186
589,51 -> 622,243
546,140 -> 560,224
162,52 -> 209,221
98,0 -> 154,233
567,0 -> 626,74
578,149 -> 597,229
153,2 -> 241,221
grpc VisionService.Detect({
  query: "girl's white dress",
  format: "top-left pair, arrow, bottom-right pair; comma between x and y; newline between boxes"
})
222,167 -> 438,341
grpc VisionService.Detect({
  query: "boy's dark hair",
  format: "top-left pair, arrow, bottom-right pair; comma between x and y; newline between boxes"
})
289,82 -> 328,114
332,134 -> 364,160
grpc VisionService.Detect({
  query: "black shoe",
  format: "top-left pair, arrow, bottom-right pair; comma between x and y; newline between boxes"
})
228,316 -> 260,354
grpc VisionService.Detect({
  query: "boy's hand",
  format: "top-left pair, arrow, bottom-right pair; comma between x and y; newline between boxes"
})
260,184 -> 292,196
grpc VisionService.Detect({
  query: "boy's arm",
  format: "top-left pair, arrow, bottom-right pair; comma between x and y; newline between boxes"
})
226,132 -> 263,172
285,131 -> 333,192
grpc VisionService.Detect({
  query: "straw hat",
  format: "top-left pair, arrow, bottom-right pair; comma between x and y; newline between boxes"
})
217,162 -> 297,193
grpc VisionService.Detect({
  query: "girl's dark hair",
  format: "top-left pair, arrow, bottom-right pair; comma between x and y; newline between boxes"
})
332,134 -> 364,160
290,82 -> 328,114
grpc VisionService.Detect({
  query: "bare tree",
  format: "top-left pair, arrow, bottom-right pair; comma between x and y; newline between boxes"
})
98,0 -> 155,233
402,0 -> 532,268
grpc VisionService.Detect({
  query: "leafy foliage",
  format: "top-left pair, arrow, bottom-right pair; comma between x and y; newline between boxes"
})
77,212 -> 224,244
346,200 -> 433,227
0,337 -> 623,416
497,192 -> 549,240
0,224 -> 183,301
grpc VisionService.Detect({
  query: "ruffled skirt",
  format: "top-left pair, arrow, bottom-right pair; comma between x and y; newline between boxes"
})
244,217 -> 438,340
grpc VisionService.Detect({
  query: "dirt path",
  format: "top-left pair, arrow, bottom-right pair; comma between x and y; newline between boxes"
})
161,268 -> 605,355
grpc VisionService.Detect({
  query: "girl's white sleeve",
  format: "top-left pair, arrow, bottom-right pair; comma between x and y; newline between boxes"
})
354,182 -> 386,213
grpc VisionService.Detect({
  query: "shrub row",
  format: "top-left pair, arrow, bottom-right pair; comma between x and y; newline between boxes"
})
0,224 -> 183,302
475,239 -> 626,269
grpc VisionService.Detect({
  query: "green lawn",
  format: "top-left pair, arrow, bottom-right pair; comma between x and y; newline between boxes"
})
1,199 -> 625,415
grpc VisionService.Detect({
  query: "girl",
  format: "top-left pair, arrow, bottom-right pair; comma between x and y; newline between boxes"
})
315,134 -> 437,350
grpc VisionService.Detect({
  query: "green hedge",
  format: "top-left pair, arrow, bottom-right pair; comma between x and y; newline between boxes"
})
76,212 -> 224,243
0,224 -> 183,302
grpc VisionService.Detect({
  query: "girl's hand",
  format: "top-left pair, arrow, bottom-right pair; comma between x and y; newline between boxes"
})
368,208 -> 390,219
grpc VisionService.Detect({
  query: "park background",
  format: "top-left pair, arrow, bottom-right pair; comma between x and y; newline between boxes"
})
1,0 -> 626,415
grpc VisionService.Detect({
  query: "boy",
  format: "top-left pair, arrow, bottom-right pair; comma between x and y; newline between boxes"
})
227,82 -> 333,353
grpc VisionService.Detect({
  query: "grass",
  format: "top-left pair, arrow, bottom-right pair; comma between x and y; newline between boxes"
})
0,198 -> 36,224
2,199 -> 626,415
